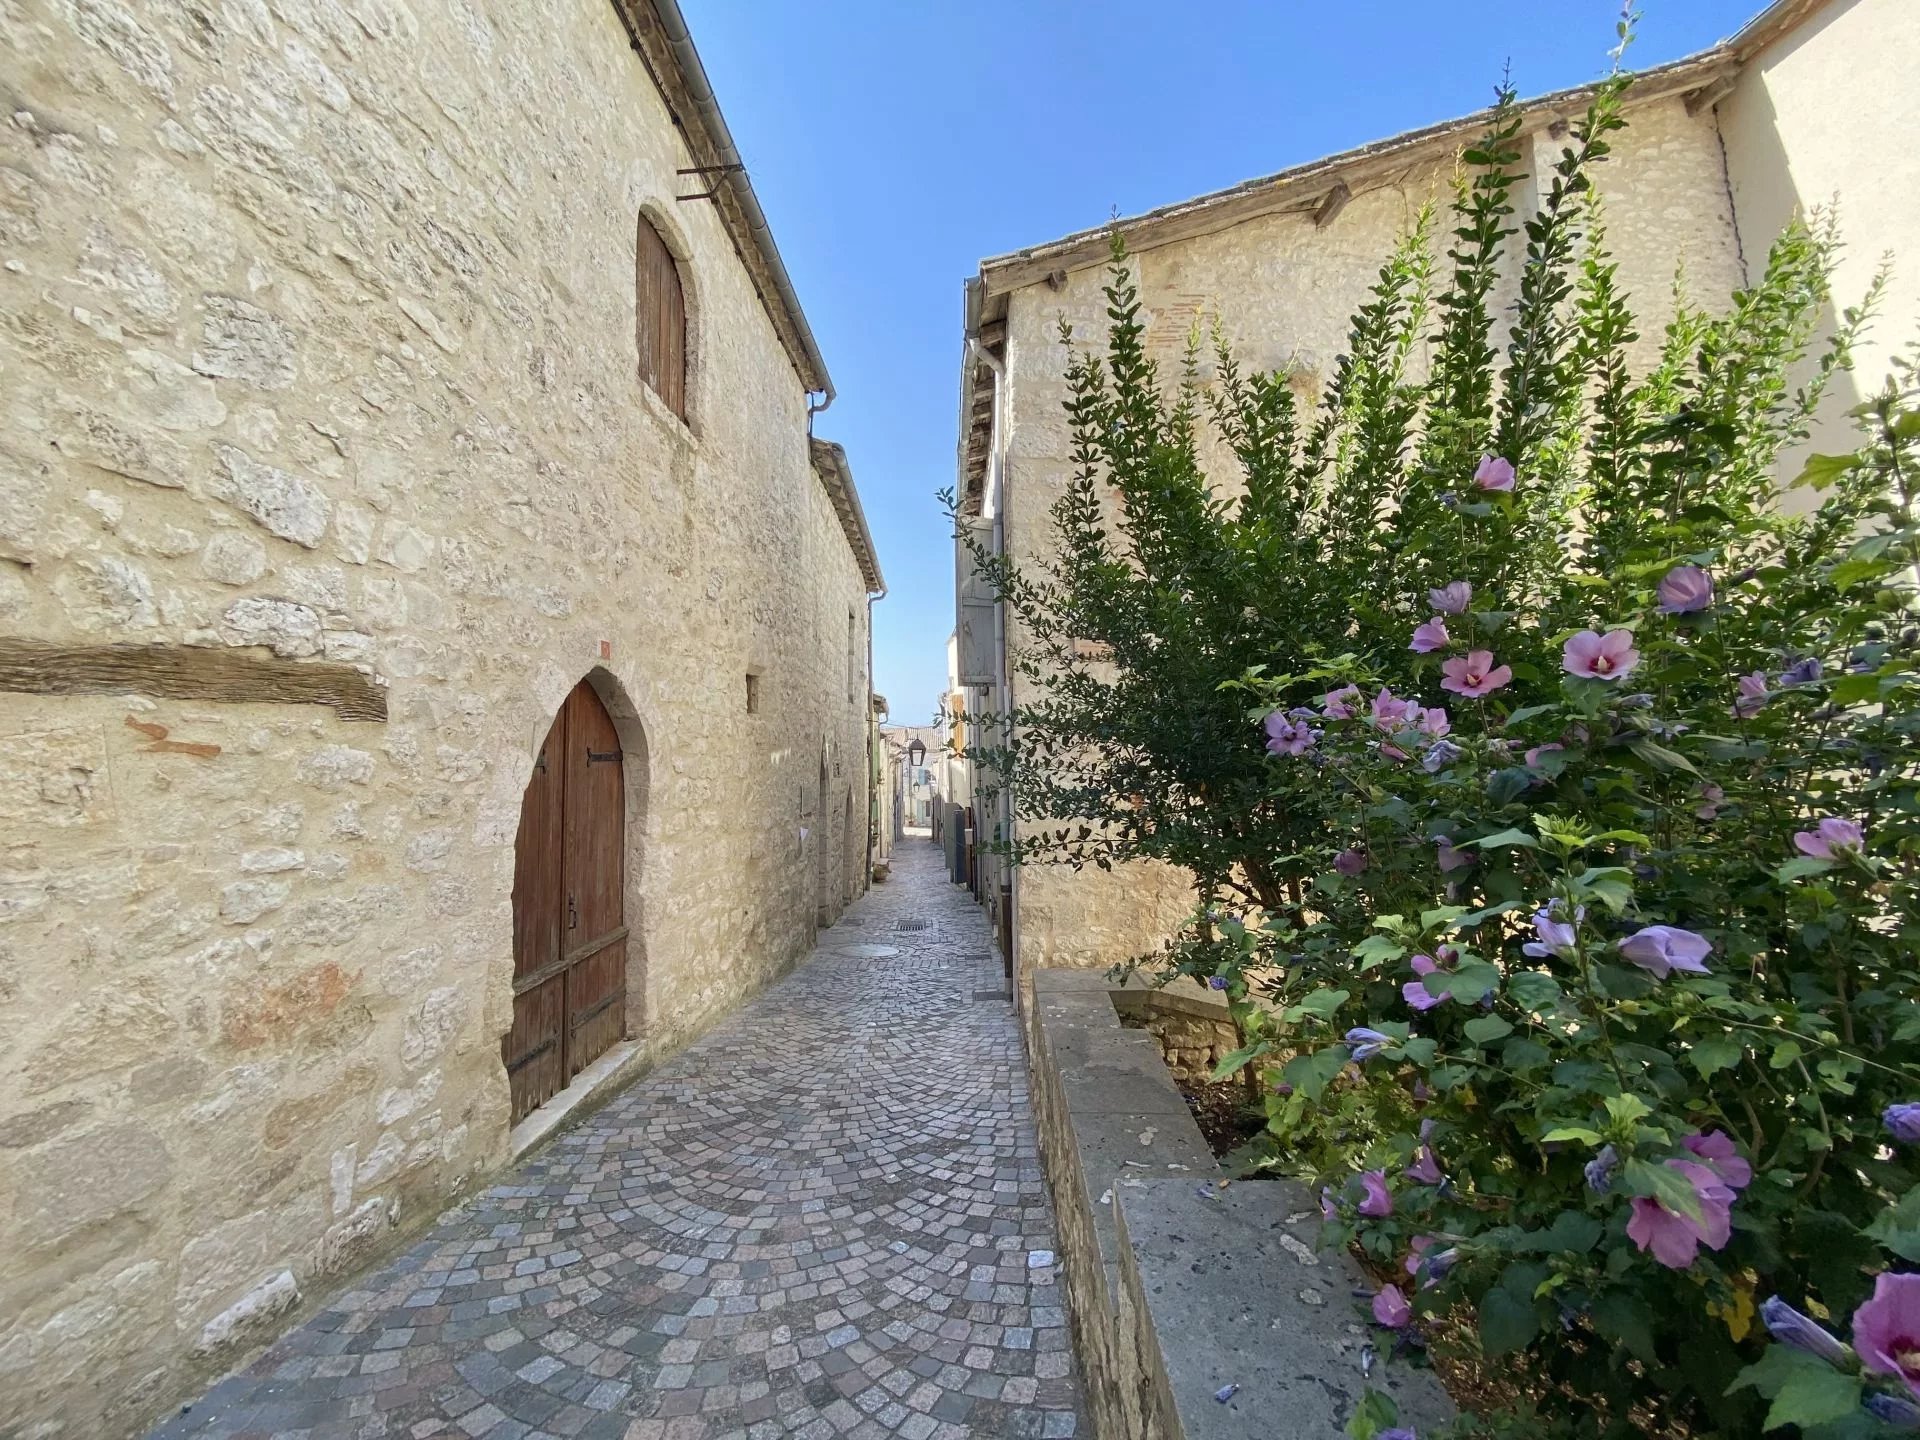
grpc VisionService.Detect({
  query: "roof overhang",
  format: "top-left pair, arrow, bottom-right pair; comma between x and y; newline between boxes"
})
810,438 -> 886,594
609,0 -> 834,402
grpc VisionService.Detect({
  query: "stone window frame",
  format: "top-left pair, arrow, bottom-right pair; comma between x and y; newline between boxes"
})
634,201 -> 700,436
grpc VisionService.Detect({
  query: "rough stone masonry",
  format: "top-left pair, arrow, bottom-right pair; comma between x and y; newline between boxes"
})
0,0 -> 879,1435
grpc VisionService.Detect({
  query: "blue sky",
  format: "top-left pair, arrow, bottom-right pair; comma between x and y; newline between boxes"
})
686,1 -> 1764,727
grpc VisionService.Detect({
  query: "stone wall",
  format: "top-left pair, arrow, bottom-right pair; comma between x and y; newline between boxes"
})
1025,970 -> 1452,1439
0,1 -> 873,1434
996,91 -> 1747,985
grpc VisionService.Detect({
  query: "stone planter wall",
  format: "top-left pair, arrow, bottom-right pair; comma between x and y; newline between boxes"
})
1025,969 -> 1454,1440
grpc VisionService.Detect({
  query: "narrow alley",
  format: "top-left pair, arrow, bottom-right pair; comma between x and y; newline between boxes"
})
147,841 -> 1080,1440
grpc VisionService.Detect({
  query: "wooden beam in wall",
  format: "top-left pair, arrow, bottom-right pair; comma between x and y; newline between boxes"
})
0,640 -> 388,721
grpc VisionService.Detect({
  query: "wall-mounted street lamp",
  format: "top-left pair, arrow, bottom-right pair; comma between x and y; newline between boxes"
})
907,738 -> 926,771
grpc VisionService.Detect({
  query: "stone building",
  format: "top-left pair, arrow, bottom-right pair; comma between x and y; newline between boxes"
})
951,0 -> 1919,990
0,0 -> 882,1434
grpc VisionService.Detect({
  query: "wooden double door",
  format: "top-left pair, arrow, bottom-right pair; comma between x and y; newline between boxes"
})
503,681 -> 628,1123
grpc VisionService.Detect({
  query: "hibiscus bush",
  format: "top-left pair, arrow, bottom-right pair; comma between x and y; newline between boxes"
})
959,49 -> 1920,1440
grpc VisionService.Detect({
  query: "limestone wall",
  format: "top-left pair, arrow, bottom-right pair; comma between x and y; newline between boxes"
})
995,93 -> 1745,984
0,0 -> 873,1434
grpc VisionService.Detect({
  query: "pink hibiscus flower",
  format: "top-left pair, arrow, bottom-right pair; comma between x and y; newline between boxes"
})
1562,629 -> 1640,681
1440,649 -> 1513,697
1372,1284 -> 1412,1328
1429,581 -> 1472,614
1474,455 -> 1516,492
1854,1273 -> 1920,1401
1625,1159 -> 1736,1269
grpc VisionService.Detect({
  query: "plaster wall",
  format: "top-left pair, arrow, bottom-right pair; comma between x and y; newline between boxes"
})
996,94 -> 1746,983
0,0 -> 871,1433
1720,0 -> 1920,462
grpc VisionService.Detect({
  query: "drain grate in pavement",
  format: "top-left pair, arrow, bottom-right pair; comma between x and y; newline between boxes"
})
894,918 -> 930,931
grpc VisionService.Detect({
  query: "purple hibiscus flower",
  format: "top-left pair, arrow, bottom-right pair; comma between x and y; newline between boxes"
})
1617,925 -> 1713,979
1346,1028 -> 1392,1063
1434,836 -> 1473,874
1357,1169 -> 1394,1217
1732,670 -> 1769,718
1657,565 -> 1714,614
1759,1296 -> 1854,1368
1523,907 -> 1579,959
1886,1104 -> 1920,1145
1410,617 -> 1450,654
1795,816 -> 1864,859
1264,711 -> 1320,757
1323,683 -> 1362,719
1333,848 -> 1369,878
1429,581 -> 1471,615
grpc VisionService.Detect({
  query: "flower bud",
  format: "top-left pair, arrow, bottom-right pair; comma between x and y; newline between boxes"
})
1759,1296 -> 1854,1369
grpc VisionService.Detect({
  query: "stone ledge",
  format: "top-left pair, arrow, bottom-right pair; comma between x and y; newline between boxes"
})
1026,968 -> 1454,1440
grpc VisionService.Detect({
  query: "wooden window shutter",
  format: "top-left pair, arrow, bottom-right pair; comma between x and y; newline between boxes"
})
635,215 -> 687,420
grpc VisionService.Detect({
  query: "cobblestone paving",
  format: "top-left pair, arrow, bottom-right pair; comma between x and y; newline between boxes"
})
150,839 -> 1079,1440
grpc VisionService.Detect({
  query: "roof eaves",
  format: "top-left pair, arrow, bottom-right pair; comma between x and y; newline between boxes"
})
810,438 -> 886,595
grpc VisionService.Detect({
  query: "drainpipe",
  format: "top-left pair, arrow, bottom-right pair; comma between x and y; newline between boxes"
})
648,0 -> 835,412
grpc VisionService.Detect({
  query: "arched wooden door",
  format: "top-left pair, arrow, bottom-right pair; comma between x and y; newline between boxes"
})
503,681 -> 628,1123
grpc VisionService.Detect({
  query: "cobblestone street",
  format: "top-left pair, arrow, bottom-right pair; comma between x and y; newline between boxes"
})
149,841 -> 1079,1440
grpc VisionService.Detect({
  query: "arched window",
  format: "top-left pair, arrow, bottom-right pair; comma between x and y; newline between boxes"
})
635,214 -> 686,420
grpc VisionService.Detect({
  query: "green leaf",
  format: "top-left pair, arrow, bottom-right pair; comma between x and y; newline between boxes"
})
1210,1042 -> 1272,1081
1507,971 -> 1563,1011
1478,1287 -> 1539,1357
1866,1189 -> 1920,1261
1629,739 -> 1699,776
1541,1126 -> 1605,1145
1532,1210 -> 1603,1253
1290,988 -> 1352,1021
1473,826 -> 1538,850
1829,557 -> 1889,593
1282,1046 -> 1351,1102
1622,1157 -> 1703,1224
1770,1039 -> 1804,1071
1454,899 -> 1523,929
1465,1014 -> 1514,1044
1776,855 -> 1834,882
1486,767 -> 1533,806
1345,1388 -> 1400,1440
1763,1363 -> 1863,1430
1604,1093 -> 1652,1126
1794,452 -> 1857,491
1688,1031 -> 1744,1078
1576,866 -> 1635,914
1591,1290 -> 1657,1363
1502,704 -> 1557,726
1430,959 -> 1501,1004
1352,934 -> 1406,972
